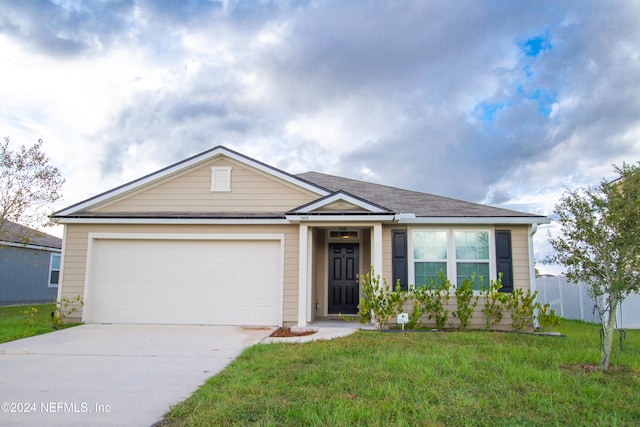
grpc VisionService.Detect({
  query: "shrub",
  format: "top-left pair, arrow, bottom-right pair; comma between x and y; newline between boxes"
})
536,303 -> 560,332
452,277 -> 479,330
504,288 -> 538,332
480,276 -> 507,330
404,298 -> 428,330
414,272 -> 451,329
355,269 -> 405,330
21,306 -> 39,324
51,295 -> 84,328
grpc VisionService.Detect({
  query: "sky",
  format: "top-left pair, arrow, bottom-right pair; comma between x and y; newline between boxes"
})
1,0 -> 640,274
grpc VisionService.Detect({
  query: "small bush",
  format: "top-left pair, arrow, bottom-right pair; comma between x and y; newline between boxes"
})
504,288 -> 537,332
355,269 -> 405,330
452,277 -> 479,330
480,276 -> 507,330
21,306 -> 39,324
414,272 -> 451,329
536,303 -> 560,332
51,295 -> 84,328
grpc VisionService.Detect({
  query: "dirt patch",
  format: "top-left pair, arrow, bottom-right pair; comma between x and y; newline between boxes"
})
560,363 -> 601,373
560,363 -> 639,376
269,327 -> 317,338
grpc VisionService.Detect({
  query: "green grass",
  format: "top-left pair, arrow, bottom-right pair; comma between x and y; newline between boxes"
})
162,320 -> 640,426
0,303 -> 78,343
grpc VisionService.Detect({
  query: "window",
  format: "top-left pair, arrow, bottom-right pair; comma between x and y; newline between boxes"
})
413,230 -> 448,287
210,167 -> 232,192
411,229 -> 493,291
49,253 -> 61,287
455,231 -> 490,290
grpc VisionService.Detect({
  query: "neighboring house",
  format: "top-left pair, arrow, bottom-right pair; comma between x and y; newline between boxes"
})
0,220 -> 62,305
52,146 -> 550,327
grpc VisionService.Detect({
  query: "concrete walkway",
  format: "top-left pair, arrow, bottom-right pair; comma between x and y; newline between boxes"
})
263,320 -> 367,344
0,324 -> 274,427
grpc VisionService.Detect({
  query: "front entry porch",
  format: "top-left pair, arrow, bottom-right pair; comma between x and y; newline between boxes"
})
297,223 -> 383,327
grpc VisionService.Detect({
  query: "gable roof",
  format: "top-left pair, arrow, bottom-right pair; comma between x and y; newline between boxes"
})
288,190 -> 393,214
54,146 -> 329,217
0,220 -> 62,250
52,145 -> 548,225
296,172 -> 547,222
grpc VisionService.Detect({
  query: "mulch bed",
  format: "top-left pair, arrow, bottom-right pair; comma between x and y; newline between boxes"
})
269,327 -> 317,338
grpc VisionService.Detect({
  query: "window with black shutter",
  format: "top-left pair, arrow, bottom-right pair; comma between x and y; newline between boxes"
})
495,230 -> 513,292
392,230 -> 408,291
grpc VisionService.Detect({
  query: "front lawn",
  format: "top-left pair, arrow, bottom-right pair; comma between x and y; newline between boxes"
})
0,303 -> 78,344
161,320 -> 640,426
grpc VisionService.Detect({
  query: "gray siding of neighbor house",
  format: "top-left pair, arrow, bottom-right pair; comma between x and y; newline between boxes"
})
0,246 -> 58,305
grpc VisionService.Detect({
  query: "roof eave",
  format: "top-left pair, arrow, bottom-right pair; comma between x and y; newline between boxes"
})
285,213 -> 397,223
53,217 -> 290,225
1,240 -> 62,251
396,216 -> 551,225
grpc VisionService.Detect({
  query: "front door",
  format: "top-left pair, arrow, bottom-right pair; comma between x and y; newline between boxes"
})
328,243 -> 359,314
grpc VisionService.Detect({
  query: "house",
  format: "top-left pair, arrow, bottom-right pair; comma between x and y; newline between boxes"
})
52,146 -> 550,328
0,220 -> 62,305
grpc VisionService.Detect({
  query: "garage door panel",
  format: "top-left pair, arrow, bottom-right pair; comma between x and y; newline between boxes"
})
88,239 -> 281,325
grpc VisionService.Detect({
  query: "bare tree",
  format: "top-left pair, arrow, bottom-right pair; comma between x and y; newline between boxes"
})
0,137 -> 64,243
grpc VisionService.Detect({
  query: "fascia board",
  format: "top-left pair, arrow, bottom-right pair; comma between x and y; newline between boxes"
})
0,240 -> 62,252
396,216 -> 551,225
290,191 -> 391,214
55,146 -> 329,216
285,214 -> 396,222
53,217 -> 290,225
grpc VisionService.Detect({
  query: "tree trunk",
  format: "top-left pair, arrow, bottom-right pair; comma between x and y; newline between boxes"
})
600,297 -> 618,370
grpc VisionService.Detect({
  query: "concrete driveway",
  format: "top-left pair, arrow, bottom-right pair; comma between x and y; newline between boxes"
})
0,324 -> 274,427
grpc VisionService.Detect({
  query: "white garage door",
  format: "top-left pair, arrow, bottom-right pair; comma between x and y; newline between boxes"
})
86,238 -> 282,326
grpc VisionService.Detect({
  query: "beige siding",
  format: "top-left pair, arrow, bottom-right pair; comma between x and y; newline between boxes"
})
315,200 -> 364,212
508,225 -> 532,291
60,223 -> 300,323
312,229 -> 326,320
92,157 -> 318,213
60,217 -> 533,328
382,225 -> 405,284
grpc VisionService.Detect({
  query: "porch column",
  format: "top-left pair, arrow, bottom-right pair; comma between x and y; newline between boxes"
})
372,223 -> 383,277
298,224 -> 312,327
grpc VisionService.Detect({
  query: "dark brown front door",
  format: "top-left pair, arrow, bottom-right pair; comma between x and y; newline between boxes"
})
328,243 -> 359,314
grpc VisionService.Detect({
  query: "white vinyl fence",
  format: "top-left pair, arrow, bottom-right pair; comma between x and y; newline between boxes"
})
535,276 -> 640,329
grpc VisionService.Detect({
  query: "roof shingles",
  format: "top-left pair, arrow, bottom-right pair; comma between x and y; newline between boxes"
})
0,220 -> 62,249
296,172 -> 542,218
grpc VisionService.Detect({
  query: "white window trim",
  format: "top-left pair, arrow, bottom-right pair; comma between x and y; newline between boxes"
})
411,228 -> 449,289
408,226 -> 496,293
49,253 -> 61,288
210,166 -> 232,192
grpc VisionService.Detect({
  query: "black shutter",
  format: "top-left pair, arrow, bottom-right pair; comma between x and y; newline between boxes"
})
392,230 -> 408,291
495,230 -> 513,292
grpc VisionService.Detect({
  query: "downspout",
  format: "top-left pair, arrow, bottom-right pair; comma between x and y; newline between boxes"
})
529,223 -> 539,329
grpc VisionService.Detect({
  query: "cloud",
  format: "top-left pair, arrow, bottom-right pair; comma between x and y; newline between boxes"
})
0,0 -> 135,57
1,0 -> 640,235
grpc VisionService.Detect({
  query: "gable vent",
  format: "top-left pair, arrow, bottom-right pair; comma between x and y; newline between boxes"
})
211,167 -> 232,192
